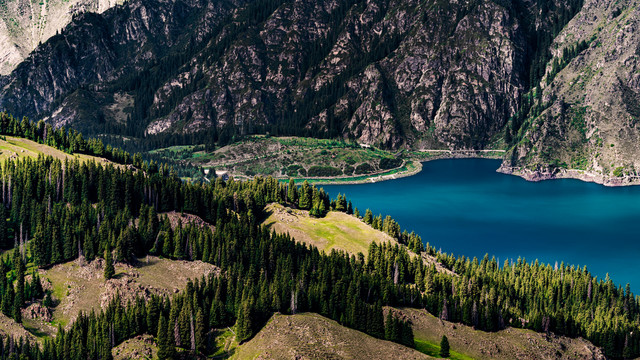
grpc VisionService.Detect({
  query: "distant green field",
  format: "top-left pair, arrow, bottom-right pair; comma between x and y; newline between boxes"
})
147,135 -> 409,182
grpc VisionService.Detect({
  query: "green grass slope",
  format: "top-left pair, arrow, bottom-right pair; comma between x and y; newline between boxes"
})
0,135 -> 114,164
263,204 -> 453,276
263,203 -> 396,256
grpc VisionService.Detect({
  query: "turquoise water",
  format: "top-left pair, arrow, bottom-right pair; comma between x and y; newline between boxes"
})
324,159 -> 640,290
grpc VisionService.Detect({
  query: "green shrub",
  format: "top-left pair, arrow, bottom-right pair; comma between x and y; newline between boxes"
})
343,165 -> 354,175
286,164 -> 303,177
344,157 -> 357,165
307,166 -> 342,177
613,166 -> 624,177
379,157 -> 403,170
354,163 -> 374,174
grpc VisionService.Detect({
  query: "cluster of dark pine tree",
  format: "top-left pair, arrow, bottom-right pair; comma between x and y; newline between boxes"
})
407,249 -> 640,358
361,208 -> 425,253
286,179 -> 334,217
0,249 -> 44,325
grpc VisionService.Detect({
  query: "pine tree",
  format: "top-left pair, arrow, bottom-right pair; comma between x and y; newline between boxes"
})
1,284 -> 13,316
364,209 -> 373,224
13,249 -> 24,309
104,246 -> 115,280
12,297 -> 21,323
157,314 -> 175,360
194,308 -> 205,354
287,179 -> 296,204
385,311 -> 394,340
161,231 -> 173,257
439,335 -> 450,358
0,205 -> 7,249
298,181 -> 311,209
236,300 -> 253,343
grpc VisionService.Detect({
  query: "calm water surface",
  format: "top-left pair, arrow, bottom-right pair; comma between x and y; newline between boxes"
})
324,159 -> 640,290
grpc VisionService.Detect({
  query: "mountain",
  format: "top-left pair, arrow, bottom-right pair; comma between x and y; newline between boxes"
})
0,0 -> 582,150
0,0 -> 123,75
3,0 -> 640,183
500,0 -> 640,184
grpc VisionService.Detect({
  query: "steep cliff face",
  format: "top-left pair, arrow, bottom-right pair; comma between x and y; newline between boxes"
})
0,0 -> 543,150
0,0 -> 245,126
500,0 -> 640,184
0,0 -> 123,75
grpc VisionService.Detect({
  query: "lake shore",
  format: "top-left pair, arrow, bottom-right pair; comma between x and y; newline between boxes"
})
287,151 -> 505,185
322,158 -> 640,289
498,165 -> 640,187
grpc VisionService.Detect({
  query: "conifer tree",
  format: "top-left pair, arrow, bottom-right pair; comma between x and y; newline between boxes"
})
157,314 -> 175,360
287,179 -> 296,204
12,297 -> 21,323
195,308 -> 205,354
364,209 -> 373,224
385,311 -> 394,341
13,249 -> 25,309
298,181 -> 311,209
439,335 -> 450,358
104,246 -> 115,280
236,300 -> 253,343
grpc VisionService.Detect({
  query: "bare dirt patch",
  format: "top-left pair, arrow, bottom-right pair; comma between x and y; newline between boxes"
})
112,334 -> 157,360
0,314 -> 37,342
233,313 -> 431,359
393,307 -> 605,360
161,211 -> 215,231
41,256 -> 219,328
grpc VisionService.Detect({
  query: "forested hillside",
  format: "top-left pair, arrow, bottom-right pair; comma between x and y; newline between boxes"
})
0,115 -> 633,358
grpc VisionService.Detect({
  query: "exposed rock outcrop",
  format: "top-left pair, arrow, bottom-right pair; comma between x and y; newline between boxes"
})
502,0 -> 640,183
0,0 -> 124,75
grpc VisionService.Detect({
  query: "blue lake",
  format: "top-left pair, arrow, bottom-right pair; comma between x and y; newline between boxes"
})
324,159 -> 640,290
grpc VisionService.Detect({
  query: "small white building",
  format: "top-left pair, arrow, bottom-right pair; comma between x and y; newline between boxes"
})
216,170 -> 229,180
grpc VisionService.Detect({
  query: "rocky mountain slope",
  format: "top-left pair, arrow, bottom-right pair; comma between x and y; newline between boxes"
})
0,0 -> 123,75
500,0 -> 640,184
4,0 -> 640,183
0,0 -> 581,151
